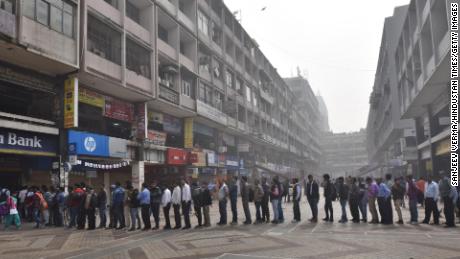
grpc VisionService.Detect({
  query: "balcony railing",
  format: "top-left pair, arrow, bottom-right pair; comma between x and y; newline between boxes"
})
159,83 -> 179,104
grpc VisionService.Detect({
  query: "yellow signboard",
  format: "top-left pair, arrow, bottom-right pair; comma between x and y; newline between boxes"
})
64,77 -> 78,128
184,118 -> 193,148
79,87 -> 105,108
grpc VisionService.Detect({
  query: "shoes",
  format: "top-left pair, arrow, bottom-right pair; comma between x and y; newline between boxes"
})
311,218 -> 318,223
203,224 -> 211,227
217,222 -> 227,226
194,225 -> 202,229
243,221 -> 251,225
410,221 -> 418,225
173,226 -> 181,229
397,220 -> 404,224
291,219 -> 300,223
163,226 -> 171,230
128,228 -> 135,231
230,221 -> 238,225
271,220 -> 279,224
322,218 -> 329,221
152,226 -> 159,230
182,226 -> 191,230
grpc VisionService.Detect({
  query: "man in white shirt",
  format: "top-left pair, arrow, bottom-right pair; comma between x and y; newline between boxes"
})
422,176 -> 440,225
18,186 -> 28,219
161,186 -> 172,229
217,180 -> 229,225
171,183 -> 182,229
181,179 -> 192,229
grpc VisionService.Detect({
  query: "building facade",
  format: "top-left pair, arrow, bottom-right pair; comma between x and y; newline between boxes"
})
0,0 -> 322,191
366,6 -> 418,179
320,129 -> 368,179
315,95 -> 330,133
368,0 -> 451,179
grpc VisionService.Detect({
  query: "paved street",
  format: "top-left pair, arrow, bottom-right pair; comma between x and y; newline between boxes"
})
1,199 -> 459,259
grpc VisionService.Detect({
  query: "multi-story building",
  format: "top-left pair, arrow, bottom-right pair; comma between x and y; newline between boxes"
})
0,0 -> 322,190
316,94 -> 330,133
320,129 -> 368,179
366,5 -> 418,178
394,0 -> 451,178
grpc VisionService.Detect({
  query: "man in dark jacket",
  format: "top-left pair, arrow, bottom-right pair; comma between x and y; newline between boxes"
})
322,174 -> 334,222
150,181 -> 162,230
201,182 -> 212,227
229,176 -> 238,224
337,177 -> 349,223
348,178 -> 360,223
97,185 -> 107,228
241,176 -> 252,224
305,174 -> 319,222
85,187 -> 98,230
192,182 -> 203,228
261,177 -> 270,223
291,178 -> 301,223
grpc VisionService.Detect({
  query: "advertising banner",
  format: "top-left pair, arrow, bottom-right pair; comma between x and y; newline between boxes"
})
79,87 -> 105,108
0,128 -> 57,156
136,103 -> 147,139
166,148 -> 188,165
163,114 -> 182,135
104,96 -> 134,122
147,130 -> 167,146
68,130 -> 109,157
184,118 -> 194,148
64,77 -> 78,128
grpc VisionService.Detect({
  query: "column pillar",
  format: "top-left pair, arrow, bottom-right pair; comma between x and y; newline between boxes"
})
131,161 -> 145,190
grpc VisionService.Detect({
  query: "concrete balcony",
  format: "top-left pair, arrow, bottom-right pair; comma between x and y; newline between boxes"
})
126,69 -> 152,93
125,18 -> 151,44
179,54 -> 196,73
157,38 -> 178,61
0,9 -> 15,38
237,121 -> 246,132
424,55 -> 436,82
260,89 -> 274,104
199,69 -> 212,82
178,11 -> 196,33
227,117 -> 237,128
196,100 -> 227,126
157,0 -> 177,17
180,94 -> 196,110
211,41 -> 223,55
437,32 -> 449,63
87,0 -> 122,26
86,51 -> 122,81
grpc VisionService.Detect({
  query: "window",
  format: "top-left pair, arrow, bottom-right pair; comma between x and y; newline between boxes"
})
198,10 -> 209,36
126,0 -> 140,24
158,25 -> 168,42
199,83 -> 206,101
104,0 -> 118,8
246,86 -> 251,103
22,0 -> 74,37
214,90 -> 223,111
0,0 -> 14,13
211,21 -> 222,45
182,79 -> 193,98
126,38 -> 151,78
225,70 -> 233,88
87,15 -> 122,65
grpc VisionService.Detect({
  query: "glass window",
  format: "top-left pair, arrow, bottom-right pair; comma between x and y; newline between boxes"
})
182,79 -> 192,97
0,0 -> 14,13
88,15 -> 122,65
198,10 -> 208,36
126,38 -> 151,78
22,0 -> 35,18
199,83 -> 206,101
104,0 -> 118,9
246,86 -> 251,103
225,70 -> 233,88
126,0 -> 140,24
36,0 -> 49,25
50,5 -> 63,32
158,25 -> 168,42
63,10 -> 73,36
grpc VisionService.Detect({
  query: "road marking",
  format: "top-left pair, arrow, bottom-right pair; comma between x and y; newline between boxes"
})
218,253 -> 292,259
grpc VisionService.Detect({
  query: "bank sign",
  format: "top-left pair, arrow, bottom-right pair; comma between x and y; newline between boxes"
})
0,128 -> 57,156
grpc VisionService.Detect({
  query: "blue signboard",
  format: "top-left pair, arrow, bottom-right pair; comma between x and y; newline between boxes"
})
68,130 -> 109,157
0,127 -> 57,156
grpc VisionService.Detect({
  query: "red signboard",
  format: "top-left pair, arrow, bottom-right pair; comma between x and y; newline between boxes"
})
166,148 -> 188,165
104,96 -> 134,122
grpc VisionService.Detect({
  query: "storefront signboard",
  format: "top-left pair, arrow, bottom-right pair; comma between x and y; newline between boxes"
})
237,143 -> 250,153
147,130 -> 167,146
184,118 -> 194,148
163,114 -> 182,135
68,130 -> 109,157
79,87 -> 105,108
205,150 -> 218,167
190,150 -> 206,167
166,148 -> 188,165
64,77 -> 78,128
104,96 -> 134,122
109,137 -> 128,158
0,128 -> 57,156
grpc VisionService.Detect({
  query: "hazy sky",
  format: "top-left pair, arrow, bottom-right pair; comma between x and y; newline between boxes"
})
224,0 -> 409,133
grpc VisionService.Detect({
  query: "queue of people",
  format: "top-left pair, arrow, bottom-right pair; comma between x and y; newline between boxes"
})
1,172 -> 459,231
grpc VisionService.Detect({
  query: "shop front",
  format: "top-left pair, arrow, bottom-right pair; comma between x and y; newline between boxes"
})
67,130 -> 133,188
0,127 -> 58,190
144,147 -> 187,186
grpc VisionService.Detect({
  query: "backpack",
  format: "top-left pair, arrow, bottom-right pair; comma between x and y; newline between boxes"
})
330,184 -> 337,201
248,187 -> 254,202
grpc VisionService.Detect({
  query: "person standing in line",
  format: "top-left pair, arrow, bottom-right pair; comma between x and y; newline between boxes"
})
337,177 -> 349,223
97,185 -> 107,229
391,177 -> 405,224
3,189 -> 21,230
17,186 -> 28,220
85,187 -> 97,230
277,177 -> 285,223
181,179 -> 192,229
422,176 -> 440,225
76,184 -> 87,230
291,178 -> 301,223
217,179 -> 229,226
171,182 -> 182,229
139,183 -> 151,230
42,186 -> 52,226
161,185 -> 172,230
384,174 -> 394,222
377,178 -> 392,224
305,174 -> 319,223
201,182 -> 212,227
270,178 -> 280,224
322,174 -> 334,222
150,181 -> 162,230
55,187 -> 66,227
192,181 -> 203,228
128,187 -> 140,231
253,179 -> 264,224
241,176 -> 252,224
113,182 -> 126,229
366,177 -> 379,224
348,178 -> 360,223
358,178 -> 368,222
107,185 -> 116,229
123,182 -> 132,230
406,175 -> 419,224
229,176 -> 239,225
261,177 -> 270,223
438,172 -> 456,228
416,176 -> 426,207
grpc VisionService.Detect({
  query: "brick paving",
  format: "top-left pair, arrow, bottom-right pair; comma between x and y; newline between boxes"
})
1,199 -> 459,259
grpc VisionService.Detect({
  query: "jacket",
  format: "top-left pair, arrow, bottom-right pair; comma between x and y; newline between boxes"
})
241,181 -> 250,202
305,180 -> 319,200
254,184 -> 264,203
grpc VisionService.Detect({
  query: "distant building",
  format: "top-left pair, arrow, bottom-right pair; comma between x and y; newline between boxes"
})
316,95 -> 330,132
320,129 -> 368,179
